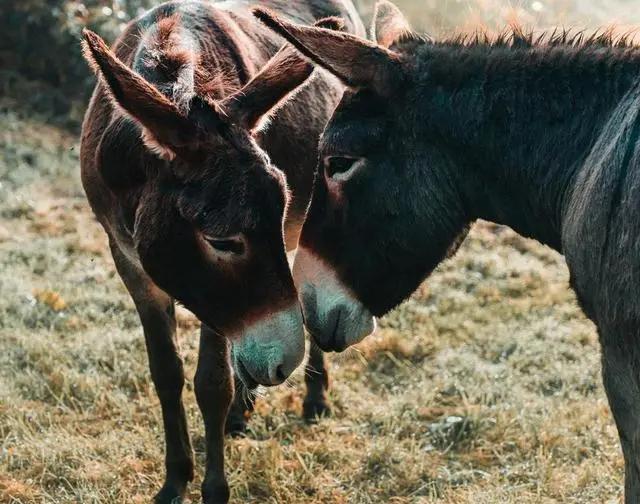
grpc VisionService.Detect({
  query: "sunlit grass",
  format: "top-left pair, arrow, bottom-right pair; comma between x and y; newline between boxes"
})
1,1 -> 636,501
0,105 -> 621,503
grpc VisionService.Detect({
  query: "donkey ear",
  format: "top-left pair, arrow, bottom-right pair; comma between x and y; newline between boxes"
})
81,29 -> 197,160
371,0 -> 413,48
252,8 -> 403,96
219,17 -> 345,131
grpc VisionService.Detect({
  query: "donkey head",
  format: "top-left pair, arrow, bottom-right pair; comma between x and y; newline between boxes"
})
82,20 -> 340,385
255,2 -> 469,351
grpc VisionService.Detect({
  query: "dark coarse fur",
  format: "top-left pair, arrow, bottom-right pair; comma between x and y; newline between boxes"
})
257,4 -> 640,502
80,1 -> 364,503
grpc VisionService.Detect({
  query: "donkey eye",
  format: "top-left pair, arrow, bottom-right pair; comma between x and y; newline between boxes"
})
205,235 -> 246,256
324,156 -> 365,182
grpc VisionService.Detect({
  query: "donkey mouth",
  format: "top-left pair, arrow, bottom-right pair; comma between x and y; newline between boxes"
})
311,336 -> 343,353
235,358 -> 259,389
329,309 -> 348,351
309,309 -> 348,352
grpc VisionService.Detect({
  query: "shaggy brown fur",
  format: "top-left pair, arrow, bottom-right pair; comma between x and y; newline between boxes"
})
80,2 -> 365,503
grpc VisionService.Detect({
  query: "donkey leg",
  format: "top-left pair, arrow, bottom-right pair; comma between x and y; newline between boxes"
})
601,338 -> 640,503
303,343 -> 331,422
225,373 -> 256,436
195,325 -> 233,504
111,246 -> 193,503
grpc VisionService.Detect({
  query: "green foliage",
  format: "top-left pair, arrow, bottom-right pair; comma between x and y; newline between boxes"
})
0,1 -> 157,126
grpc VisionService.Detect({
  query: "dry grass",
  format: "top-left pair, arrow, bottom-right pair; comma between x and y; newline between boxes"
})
2,1 -> 638,502
0,106 -> 622,504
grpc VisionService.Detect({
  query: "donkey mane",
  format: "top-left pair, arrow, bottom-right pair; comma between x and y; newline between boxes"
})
395,25 -> 640,53
137,12 -> 239,114
385,24 -> 640,251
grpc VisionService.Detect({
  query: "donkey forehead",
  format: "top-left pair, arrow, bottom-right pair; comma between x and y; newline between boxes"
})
321,116 -> 386,157
201,160 -> 284,193
193,165 -> 288,220
320,90 -> 389,156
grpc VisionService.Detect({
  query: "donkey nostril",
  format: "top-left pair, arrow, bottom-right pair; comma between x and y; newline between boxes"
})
275,364 -> 286,384
331,308 -> 342,341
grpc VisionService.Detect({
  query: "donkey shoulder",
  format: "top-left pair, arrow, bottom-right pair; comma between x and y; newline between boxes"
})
563,83 -> 640,322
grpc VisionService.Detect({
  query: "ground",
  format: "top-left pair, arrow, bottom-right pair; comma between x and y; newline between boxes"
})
0,97 -> 624,504
4,0 -> 640,501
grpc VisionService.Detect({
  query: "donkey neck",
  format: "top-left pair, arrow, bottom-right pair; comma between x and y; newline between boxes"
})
421,43 -> 640,251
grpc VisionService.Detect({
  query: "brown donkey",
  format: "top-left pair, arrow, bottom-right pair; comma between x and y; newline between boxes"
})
80,1 -> 364,502
258,1 -> 640,501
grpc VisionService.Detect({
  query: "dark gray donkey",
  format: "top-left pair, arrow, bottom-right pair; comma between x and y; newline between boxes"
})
256,1 -> 640,501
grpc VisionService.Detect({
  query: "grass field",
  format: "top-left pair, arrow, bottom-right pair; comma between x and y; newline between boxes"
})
2,1 -> 639,503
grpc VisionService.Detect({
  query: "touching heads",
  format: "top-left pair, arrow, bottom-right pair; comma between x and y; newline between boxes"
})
255,2 -> 470,351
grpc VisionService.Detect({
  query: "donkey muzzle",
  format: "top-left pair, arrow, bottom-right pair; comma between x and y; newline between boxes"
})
232,305 -> 305,386
293,247 -> 376,352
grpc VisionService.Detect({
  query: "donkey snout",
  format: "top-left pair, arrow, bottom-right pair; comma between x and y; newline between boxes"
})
300,282 -> 376,352
236,352 -> 290,387
293,247 -> 376,352
232,305 -> 305,387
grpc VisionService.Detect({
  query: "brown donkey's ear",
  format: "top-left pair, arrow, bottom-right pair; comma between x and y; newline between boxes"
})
371,0 -> 413,48
252,8 -> 404,96
220,17 -> 345,131
82,29 -> 198,160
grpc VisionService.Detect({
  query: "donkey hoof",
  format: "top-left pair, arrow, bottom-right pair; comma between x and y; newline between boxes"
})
225,419 -> 248,437
202,480 -> 230,504
303,399 -> 331,423
154,484 -> 184,504
225,413 -> 249,437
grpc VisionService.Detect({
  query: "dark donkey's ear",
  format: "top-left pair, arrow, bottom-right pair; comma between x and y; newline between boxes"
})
252,8 -> 405,97
219,17 -> 345,132
82,29 -> 200,160
371,0 -> 414,48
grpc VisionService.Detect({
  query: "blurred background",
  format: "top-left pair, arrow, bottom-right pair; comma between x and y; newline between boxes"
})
3,0 -> 640,130
1,1 -> 638,502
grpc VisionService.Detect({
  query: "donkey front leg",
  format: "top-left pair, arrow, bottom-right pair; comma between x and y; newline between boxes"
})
225,373 -> 256,436
111,246 -> 194,503
195,325 -> 233,504
227,343 -> 331,429
303,343 -> 331,422
601,336 -> 640,503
